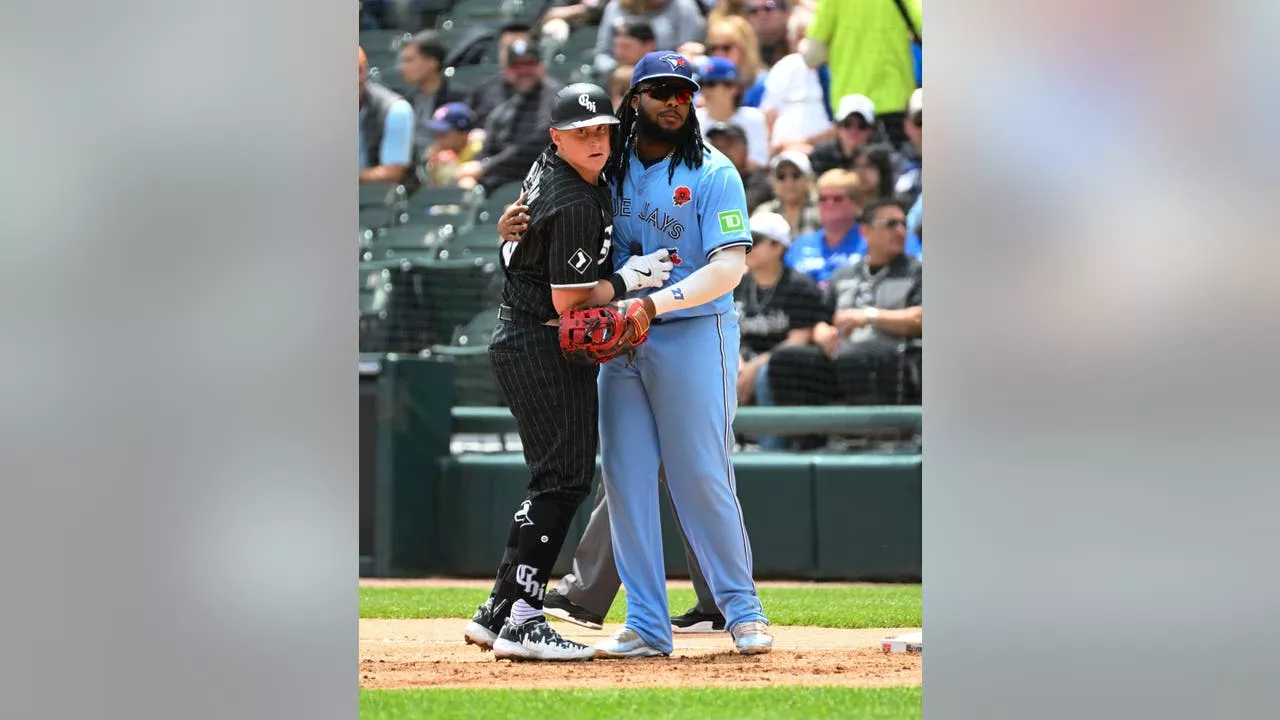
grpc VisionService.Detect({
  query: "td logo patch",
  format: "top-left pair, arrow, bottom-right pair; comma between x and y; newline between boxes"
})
717,209 -> 745,234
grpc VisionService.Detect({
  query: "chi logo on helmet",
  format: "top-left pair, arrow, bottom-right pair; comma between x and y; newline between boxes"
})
578,93 -> 597,113
672,186 -> 691,207
660,54 -> 687,71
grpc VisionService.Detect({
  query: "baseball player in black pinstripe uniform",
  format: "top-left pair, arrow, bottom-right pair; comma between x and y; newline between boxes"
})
462,82 -> 675,661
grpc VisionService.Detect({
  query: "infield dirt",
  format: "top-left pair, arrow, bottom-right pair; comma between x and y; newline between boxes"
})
360,618 -> 922,690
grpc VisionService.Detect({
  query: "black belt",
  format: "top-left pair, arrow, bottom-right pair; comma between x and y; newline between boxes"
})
498,304 -> 560,327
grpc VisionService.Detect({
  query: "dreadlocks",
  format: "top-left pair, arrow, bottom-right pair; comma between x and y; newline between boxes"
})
605,86 -> 707,189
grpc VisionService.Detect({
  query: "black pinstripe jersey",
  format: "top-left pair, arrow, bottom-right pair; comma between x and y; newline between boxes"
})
499,146 -> 614,321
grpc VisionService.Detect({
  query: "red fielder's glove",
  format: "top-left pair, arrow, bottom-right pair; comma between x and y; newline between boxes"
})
558,300 -> 654,365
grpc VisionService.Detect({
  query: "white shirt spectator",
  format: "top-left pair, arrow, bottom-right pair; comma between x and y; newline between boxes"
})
760,52 -> 832,148
697,105 -> 769,168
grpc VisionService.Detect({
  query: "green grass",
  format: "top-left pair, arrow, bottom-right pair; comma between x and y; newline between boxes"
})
360,585 -> 921,629
361,686 -> 921,720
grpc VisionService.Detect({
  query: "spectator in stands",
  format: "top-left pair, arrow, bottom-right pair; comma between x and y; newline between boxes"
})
894,88 -> 922,205
785,169 -> 865,287
683,15 -> 768,107
746,0 -> 791,66
455,40 -> 564,193
734,212 -> 825,449
851,143 -> 898,201
801,0 -> 921,149
422,103 -> 484,188
468,23 -> 538,127
705,122 -> 774,211
695,58 -> 769,169
359,46 -> 415,185
607,65 -> 635,111
398,30 -> 468,155
818,197 -> 922,404
611,20 -> 658,71
594,0 -> 707,77
754,151 -> 820,241
767,197 -> 922,415
709,0 -> 750,20
809,93 -> 876,176
759,5 -> 831,155
787,168 -> 922,287
537,0 -> 609,40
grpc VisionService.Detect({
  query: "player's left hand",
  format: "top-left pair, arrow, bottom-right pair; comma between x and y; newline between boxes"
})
618,248 -> 673,291
497,190 -> 530,242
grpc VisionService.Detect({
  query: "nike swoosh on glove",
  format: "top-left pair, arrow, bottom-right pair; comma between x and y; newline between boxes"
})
617,248 -> 674,291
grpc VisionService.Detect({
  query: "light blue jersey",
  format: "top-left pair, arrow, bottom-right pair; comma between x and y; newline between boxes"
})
598,143 -> 768,654
610,145 -> 754,320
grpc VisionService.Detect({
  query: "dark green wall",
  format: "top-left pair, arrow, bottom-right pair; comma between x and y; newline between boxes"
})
364,356 -> 922,581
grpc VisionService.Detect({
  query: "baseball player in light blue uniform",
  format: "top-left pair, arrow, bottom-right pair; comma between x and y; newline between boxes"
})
592,53 -> 773,658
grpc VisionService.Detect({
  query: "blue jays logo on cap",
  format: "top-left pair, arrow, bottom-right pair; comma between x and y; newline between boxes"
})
630,51 -> 700,91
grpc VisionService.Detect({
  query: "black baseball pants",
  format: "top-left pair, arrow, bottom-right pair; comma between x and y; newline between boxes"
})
484,309 -> 600,618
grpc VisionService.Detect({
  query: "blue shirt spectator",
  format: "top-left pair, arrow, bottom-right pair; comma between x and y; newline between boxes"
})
358,98 -> 414,170
358,46 -> 414,183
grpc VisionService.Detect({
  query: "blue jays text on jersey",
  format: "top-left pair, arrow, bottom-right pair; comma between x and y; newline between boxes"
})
607,144 -> 752,321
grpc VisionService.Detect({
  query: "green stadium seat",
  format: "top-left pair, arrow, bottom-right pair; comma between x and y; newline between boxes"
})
443,63 -> 500,90
360,30 -> 413,54
425,343 -> 504,406
380,256 -> 503,351
359,181 -> 404,209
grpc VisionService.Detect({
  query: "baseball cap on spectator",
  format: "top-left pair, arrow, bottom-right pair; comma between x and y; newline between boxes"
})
835,94 -> 876,125
750,211 -> 792,247
705,121 -> 748,144
699,56 -> 740,84
614,19 -> 656,44
428,102 -> 476,133
506,39 -> 542,65
631,51 -> 700,90
769,150 -> 814,178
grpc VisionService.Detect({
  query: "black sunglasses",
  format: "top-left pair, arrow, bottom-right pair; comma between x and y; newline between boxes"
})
870,218 -> 907,230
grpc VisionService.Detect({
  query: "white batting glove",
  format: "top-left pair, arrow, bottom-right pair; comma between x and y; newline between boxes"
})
617,248 -> 674,291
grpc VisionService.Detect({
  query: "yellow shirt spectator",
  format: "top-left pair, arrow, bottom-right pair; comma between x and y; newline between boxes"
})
807,0 -> 921,116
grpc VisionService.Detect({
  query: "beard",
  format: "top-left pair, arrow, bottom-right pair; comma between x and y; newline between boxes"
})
635,107 -> 689,144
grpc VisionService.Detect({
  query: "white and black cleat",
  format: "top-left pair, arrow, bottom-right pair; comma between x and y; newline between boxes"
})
492,617 -> 596,661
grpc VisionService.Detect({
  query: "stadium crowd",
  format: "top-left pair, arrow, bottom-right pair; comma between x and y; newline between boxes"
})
358,0 -> 922,436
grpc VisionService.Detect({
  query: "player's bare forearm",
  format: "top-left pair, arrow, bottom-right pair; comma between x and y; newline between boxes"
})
359,165 -> 407,183
648,247 -> 747,316
874,307 -> 923,337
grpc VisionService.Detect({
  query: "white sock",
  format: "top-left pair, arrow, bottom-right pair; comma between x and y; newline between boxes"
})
509,598 -> 543,625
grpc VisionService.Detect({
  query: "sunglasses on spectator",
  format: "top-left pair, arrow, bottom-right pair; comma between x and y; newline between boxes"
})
870,218 -> 907,229
839,118 -> 870,130
640,84 -> 694,103
748,1 -> 783,13
819,193 -> 851,203
707,43 -> 737,55
774,170 -> 802,181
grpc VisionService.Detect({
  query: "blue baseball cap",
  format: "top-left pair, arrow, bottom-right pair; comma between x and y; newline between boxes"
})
427,102 -> 475,133
630,51 -> 700,91
699,56 -> 739,84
